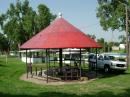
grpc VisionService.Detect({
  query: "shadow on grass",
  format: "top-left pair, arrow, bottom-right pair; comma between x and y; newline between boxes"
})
0,64 -> 6,67
0,88 -> 130,97
94,69 -> 130,79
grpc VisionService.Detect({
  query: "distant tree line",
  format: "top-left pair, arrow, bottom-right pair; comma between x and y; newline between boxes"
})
0,0 -> 56,52
88,34 -> 125,53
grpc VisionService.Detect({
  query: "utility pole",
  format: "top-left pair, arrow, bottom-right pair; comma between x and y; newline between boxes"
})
113,0 -> 130,68
125,5 -> 129,68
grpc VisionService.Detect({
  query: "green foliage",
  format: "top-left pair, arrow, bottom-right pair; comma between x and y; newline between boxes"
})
118,35 -> 126,43
0,33 -> 9,52
87,34 -> 96,40
97,38 -> 113,52
36,4 -> 55,32
97,0 -> 128,31
87,34 -> 113,53
96,0 -> 130,53
0,14 -> 6,29
0,0 -> 56,51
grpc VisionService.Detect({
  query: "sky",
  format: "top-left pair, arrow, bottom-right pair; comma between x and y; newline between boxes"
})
0,0 -> 125,42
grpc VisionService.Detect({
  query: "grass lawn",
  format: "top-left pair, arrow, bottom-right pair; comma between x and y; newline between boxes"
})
0,56 -> 130,97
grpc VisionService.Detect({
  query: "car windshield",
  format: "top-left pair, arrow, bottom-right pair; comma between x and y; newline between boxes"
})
104,56 -> 110,60
108,55 -> 126,62
108,56 -> 115,60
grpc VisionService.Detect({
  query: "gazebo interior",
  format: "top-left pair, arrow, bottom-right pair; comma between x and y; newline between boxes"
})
25,48 -> 98,83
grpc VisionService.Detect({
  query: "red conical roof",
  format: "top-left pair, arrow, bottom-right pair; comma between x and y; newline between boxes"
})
20,18 -> 101,49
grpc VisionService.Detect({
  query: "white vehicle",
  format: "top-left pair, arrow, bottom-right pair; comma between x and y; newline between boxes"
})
89,53 -> 127,72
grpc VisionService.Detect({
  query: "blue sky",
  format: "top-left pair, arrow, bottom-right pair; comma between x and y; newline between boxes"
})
0,0 -> 125,42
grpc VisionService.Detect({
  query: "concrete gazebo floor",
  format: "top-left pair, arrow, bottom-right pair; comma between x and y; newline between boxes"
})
20,71 -> 103,85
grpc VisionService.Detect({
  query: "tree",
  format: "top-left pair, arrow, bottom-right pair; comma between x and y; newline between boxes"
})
0,33 -> 9,53
97,38 -> 105,52
35,4 -> 56,33
87,34 -> 96,40
0,0 -> 56,50
97,0 -> 128,31
97,0 -> 130,65
0,14 -> 6,29
118,35 -> 126,43
107,42 -> 113,52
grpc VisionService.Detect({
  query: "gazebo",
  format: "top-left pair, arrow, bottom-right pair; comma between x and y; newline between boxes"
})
20,14 -> 101,83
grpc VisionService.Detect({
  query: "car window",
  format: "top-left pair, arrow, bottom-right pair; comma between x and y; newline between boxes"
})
108,56 -> 115,60
104,56 -> 110,60
98,55 -> 103,60
93,55 -> 97,59
88,54 -> 94,59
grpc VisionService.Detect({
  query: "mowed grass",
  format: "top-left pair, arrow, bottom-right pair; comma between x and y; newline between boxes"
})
0,56 -> 130,97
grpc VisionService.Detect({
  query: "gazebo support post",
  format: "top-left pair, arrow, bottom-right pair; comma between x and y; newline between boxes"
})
96,48 -> 98,77
46,49 -> 48,83
88,48 -> 91,71
48,49 -> 50,71
70,49 -> 72,80
42,51 -> 44,63
26,49 -> 28,78
59,48 -> 63,74
29,51 -> 32,75
79,48 -> 82,80
29,51 -> 31,64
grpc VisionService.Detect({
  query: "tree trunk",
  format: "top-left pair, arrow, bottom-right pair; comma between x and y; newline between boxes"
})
128,42 -> 130,67
18,43 -> 21,51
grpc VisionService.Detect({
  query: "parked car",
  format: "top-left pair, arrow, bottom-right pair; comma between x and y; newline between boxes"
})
89,53 -> 127,73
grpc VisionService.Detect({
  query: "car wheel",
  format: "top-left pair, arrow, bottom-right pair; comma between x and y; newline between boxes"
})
119,70 -> 126,73
104,65 -> 110,73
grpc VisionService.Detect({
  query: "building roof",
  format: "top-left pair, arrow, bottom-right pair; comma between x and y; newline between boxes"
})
20,17 -> 101,49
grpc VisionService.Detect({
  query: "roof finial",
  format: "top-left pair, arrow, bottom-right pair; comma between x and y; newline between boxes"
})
58,12 -> 62,18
